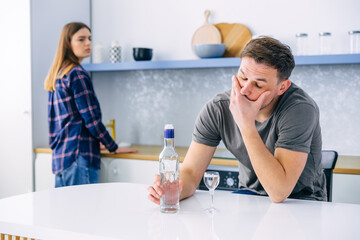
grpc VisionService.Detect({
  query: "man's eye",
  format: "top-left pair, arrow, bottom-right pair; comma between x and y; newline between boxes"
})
240,77 -> 247,81
256,84 -> 262,88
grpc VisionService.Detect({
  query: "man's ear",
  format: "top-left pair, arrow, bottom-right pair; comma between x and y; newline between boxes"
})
279,79 -> 291,95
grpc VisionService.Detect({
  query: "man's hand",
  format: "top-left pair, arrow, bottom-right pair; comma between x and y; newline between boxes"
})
229,75 -> 270,131
114,147 -> 138,154
147,175 -> 183,205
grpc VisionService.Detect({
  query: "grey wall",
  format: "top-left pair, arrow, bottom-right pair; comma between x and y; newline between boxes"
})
31,0 -> 360,157
31,0 -> 90,148
93,64 -> 360,156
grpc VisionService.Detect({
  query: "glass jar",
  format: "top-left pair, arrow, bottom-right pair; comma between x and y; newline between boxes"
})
296,33 -> 308,55
319,32 -> 332,55
349,30 -> 360,54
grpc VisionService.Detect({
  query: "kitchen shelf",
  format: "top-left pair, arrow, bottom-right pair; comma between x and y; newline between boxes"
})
82,54 -> 360,72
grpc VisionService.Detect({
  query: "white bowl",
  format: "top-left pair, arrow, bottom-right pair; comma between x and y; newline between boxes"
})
193,43 -> 226,58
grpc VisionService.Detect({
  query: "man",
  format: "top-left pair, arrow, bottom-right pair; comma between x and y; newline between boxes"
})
148,37 -> 327,203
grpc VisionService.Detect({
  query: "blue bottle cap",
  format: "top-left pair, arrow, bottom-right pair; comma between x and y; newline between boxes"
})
164,124 -> 174,138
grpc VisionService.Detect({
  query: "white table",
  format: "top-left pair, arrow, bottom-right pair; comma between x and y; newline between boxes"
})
0,183 -> 359,240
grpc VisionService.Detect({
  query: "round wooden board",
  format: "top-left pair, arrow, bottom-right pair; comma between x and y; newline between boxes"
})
214,23 -> 252,57
191,10 -> 221,48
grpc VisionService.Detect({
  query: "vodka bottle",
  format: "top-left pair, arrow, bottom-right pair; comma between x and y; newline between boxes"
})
159,124 -> 180,213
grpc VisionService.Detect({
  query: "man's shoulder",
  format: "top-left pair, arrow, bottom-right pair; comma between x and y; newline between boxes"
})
278,82 -> 318,112
211,90 -> 231,104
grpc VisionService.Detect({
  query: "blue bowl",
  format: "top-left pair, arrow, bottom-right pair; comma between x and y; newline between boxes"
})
193,43 -> 226,58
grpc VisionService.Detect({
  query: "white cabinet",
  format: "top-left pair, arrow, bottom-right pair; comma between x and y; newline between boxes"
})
332,173 -> 360,204
35,153 -> 55,191
99,158 -> 158,184
0,0 -> 33,199
34,154 -> 159,191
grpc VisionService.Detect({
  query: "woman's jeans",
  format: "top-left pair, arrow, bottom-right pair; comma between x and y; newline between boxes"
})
55,155 -> 99,188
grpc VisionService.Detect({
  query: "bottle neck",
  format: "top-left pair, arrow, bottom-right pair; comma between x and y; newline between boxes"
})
164,138 -> 174,147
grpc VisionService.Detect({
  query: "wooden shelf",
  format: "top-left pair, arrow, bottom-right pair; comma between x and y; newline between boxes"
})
83,54 -> 360,72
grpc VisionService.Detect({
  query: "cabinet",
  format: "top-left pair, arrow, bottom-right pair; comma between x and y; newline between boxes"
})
82,54 -> 360,72
99,158 -> 158,184
34,154 -> 159,191
332,173 -> 360,204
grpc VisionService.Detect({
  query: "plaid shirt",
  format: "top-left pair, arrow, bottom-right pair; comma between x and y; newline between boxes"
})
48,65 -> 118,174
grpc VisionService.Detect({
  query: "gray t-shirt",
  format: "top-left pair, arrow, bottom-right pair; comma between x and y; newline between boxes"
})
193,83 -> 327,201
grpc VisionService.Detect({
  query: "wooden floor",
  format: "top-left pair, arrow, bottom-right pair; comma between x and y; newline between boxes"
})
0,234 -> 35,240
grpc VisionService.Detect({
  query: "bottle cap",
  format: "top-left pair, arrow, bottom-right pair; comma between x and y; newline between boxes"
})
319,32 -> 331,36
349,30 -> 360,35
111,40 -> 120,48
296,33 -> 308,37
164,124 -> 174,138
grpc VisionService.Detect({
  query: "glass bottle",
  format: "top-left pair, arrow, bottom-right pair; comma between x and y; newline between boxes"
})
159,124 -> 180,213
319,32 -> 332,55
349,30 -> 360,54
296,33 -> 308,55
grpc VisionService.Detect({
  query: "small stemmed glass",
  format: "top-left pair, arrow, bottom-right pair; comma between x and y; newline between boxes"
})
203,171 -> 220,213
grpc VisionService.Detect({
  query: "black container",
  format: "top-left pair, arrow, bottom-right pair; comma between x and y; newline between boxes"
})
133,48 -> 153,61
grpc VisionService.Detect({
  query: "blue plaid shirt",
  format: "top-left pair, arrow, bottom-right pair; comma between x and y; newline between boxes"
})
48,65 -> 118,174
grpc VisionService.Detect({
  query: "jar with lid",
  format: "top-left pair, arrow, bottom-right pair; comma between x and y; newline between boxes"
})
349,30 -> 360,54
295,33 -> 308,55
110,40 -> 121,63
319,32 -> 332,55
92,42 -> 105,63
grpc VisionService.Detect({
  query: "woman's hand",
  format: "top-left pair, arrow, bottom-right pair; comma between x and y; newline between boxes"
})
114,147 -> 138,154
100,142 -> 106,150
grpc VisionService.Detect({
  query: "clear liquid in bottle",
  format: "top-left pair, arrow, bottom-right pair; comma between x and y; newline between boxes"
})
159,124 -> 180,213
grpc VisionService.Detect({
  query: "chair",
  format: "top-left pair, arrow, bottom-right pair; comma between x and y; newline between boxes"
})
321,150 -> 338,202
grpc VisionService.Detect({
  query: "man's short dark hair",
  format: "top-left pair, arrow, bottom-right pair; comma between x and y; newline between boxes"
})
240,36 -> 295,81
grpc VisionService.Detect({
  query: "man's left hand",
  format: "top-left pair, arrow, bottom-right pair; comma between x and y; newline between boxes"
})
229,75 -> 270,131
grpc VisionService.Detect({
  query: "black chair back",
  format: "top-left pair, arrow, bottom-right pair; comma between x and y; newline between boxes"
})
321,150 -> 338,202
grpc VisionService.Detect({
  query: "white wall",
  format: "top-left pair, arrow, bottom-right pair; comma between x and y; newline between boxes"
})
91,0 -> 360,62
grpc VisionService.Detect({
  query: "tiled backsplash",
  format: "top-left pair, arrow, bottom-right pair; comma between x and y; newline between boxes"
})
93,64 -> 360,156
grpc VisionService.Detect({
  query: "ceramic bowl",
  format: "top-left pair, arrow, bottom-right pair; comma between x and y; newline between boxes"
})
193,43 -> 226,58
133,48 -> 153,61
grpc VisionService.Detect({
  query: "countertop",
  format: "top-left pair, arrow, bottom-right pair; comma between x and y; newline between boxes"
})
1,182 -> 359,240
34,144 -> 239,167
34,145 -> 360,174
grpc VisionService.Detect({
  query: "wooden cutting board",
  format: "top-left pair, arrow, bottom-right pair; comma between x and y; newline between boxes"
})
191,10 -> 222,48
214,23 -> 252,57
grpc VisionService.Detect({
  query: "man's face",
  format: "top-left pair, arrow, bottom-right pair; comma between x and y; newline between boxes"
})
237,57 -> 287,110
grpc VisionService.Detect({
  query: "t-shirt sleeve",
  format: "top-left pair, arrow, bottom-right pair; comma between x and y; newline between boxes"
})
192,99 -> 222,147
275,103 -> 318,153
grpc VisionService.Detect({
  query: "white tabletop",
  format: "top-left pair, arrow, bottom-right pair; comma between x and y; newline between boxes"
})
0,182 -> 359,240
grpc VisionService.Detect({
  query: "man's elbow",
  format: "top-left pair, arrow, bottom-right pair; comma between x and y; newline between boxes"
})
268,191 -> 289,203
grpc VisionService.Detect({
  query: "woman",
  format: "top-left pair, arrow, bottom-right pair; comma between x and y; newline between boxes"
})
44,22 -> 137,187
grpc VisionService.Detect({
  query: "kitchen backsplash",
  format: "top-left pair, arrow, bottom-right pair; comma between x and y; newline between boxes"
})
93,64 -> 360,156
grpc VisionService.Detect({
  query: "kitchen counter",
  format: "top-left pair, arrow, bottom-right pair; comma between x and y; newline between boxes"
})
34,144 -> 239,167
1,182 -> 359,240
34,145 -> 360,174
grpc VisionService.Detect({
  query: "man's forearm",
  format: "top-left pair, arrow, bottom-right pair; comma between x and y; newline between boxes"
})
179,168 -> 199,200
241,126 -> 293,202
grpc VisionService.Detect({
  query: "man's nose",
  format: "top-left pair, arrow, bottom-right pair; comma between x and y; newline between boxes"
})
240,82 -> 252,96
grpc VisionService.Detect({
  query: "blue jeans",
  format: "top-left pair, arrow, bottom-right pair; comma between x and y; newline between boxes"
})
55,155 -> 99,188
